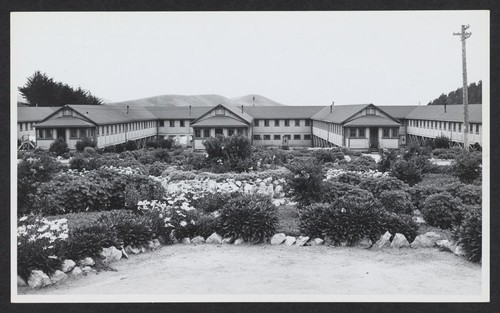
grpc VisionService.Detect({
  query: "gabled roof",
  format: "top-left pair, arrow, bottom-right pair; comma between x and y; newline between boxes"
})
311,104 -> 371,124
343,115 -> 401,127
377,105 -> 419,120
35,117 -> 96,128
220,104 -> 254,123
66,105 -> 157,125
17,107 -> 58,122
405,104 -> 482,123
191,116 -> 248,127
242,106 -> 325,119
145,106 -> 212,119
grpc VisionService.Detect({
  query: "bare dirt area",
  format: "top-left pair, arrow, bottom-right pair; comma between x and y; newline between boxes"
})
18,245 -> 481,296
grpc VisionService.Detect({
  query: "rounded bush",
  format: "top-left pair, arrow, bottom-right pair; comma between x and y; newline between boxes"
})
452,151 -> 482,183
421,192 -> 464,229
378,149 -> 398,172
219,194 -> 278,243
124,140 -> 137,151
382,213 -> 419,243
75,137 -> 97,152
379,190 -> 414,215
313,149 -> 344,163
285,160 -> 325,207
455,205 -> 482,263
49,138 -> 69,156
390,159 -> 422,186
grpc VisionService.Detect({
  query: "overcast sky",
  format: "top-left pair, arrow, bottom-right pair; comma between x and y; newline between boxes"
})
11,11 -> 489,106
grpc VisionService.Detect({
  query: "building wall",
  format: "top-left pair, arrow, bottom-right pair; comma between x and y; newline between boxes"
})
18,122 -> 36,140
406,119 -> 482,145
311,120 -> 344,147
252,118 -> 312,147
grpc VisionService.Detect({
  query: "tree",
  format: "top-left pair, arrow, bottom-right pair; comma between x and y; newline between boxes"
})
18,71 -> 103,107
428,81 -> 482,105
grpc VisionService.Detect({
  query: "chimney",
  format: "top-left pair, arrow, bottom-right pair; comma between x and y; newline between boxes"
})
253,96 -> 255,106
330,101 -> 334,113
444,103 -> 447,113
241,105 -> 244,113
189,105 -> 191,117
126,105 -> 129,114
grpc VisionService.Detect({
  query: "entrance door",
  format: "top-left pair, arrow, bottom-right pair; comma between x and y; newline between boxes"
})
369,128 -> 378,149
56,128 -> 66,141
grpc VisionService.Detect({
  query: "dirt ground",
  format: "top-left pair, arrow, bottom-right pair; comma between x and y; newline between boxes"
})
18,244 -> 481,296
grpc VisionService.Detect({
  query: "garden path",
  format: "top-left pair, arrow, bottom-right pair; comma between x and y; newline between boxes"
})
19,244 -> 482,298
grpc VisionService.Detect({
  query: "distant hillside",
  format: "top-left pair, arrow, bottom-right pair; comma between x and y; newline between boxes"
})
107,94 -> 285,107
230,94 -> 284,106
428,81 -> 482,105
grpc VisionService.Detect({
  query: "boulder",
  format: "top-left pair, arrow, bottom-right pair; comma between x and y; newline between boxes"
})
411,232 -> 442,248
147,239 -> 161,250
309,238 -> 324,246
50,270 -> 68,284
266,185 -> 274,196
78,257 -> 95,267
344,155 -> 352,162
100,246 -> 123,264
354,236 -> 372,248
191,236 -> 206,244
243,184 -> 254,194
180,237 -> 191,244
82,266 -> 93,273
270,233 -> 287,245
28,270 -> 52,289
140,246 -> 147,254
436,240 -> 454,252
295,236 -> 310,246
454,244 -> 466,256
206,232 -> 223,244
373,231 -> 392,249
17,275 -> 27,287
234,238 -> 245,245
274,185 -> 284,197
235,180 -> 242,187
121,247 -> 129,259
284,236 -> 296,246
222,237 -> 234,244
125,245 -> 141,254
61,259 -> 76,273
70,266 -> 83,276
391,233 -> 410,248
412,216 -> 426,224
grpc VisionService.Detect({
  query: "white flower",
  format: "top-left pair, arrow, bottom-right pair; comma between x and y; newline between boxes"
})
37,225 -> 49,232
19,216 -> 28,222
180,221 -> 187,227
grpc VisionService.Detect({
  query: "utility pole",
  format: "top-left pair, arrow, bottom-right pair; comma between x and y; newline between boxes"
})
454,24 -> 472,151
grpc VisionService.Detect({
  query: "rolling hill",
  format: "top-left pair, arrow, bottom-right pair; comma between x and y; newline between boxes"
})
106,94 -> 284,107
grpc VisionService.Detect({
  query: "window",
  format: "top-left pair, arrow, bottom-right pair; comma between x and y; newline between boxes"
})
62,109 -> 72,116
458,123 -> 462,132
115,125 -> 117,133
20,123 -> 23,131
439,122 -> 442,130
305,120 -> 311,126
274,134 -> 281,140
80,129 -> 87,138
237,128 -> 243,135
350,128 -> 357,138
254,119 -> 259,127
443,122 -> 447,130
215,128 -> 223,135
383,128 -> 390,137
304,134 -> 311,140
70,129 -> 77,138
169,120 -> 175,127
392,128 -> 399,137
46,129 -> 53,139
358,128 -> 366,138
453,123 -> 456,131
264,135 -> 271,140
106,126 -> 109,135
30,123 -> 34,130
284,134 -> 291,140
194,129 -> 201,138
37,129 -> 44,139
294,134 -> 301,140
90,128 -> 96,137
470,123 -> 473,132
228,129 -> 235,136
215,107 -> 224,115
284,119 -> 290,127
97,127 -> 100,136
295,119 -> 300,126
180,120 -> 185,127
264,120 -> 270,127
253,135 -> 261,140
367,107 -> 376,115
476,124 -> 480,134
159,121 -> 164,127
275,120 -> 280,127
203,129 -> 210,138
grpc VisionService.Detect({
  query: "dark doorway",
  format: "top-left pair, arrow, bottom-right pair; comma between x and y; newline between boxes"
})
56,128 -> 66,141
369,128 -> 378,149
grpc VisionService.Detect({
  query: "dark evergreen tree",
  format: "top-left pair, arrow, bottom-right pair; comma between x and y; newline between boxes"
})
428,81 -> 481,105
19,71 -> 103,107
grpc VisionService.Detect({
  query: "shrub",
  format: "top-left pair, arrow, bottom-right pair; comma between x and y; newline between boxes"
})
451,151 -> 482,183
158,138 -> 175,149
204,135 -> 225,160
378,149 -> 398,172
69,155 -> 88,171
138,153 -> 157,165
409,184 -> 445,210
358,176 -> 409,198
145,141 -> 159,149
379,190 -> 414,215
390,159 -> 422,186
97,210 -> 155,247
195,214 -> 222,238
432,148 -> 456,160
421,192 -> 464,229
382,213 -> 419,243
313,149 -> 344,163
335,172 -> 363,186
124,140 -> 137,151
153,149 -> 170,162
226,135 -> 252,160
49,138 -> 69,156
451,183 -> 482,206
148,161 -> 170,176
455,205 -> 482,263
403,141 -> 431,160
219,194 -> 278,243
433,135 -> 451,149
191,192 -> 238,214
345,155 -> 378,172
320,182 -> 374,205
64,221 -> 120,260
75,137 -> 97,152
286,160 -> 325,207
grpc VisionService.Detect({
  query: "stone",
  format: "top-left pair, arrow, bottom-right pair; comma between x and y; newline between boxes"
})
70,266 -> 83,276
454,244 -> 466,256
222,237 -> 234,244
295,236 -> 310,246
270,233 -> 287,245
391,233 -> 410,248
100,246 -> 123,264
82,266 -> 93,273
234,238 -> 245,245
140,246 -> 147,253
266,185 -> 274,196
78,257 -> 95,267
309,238 -> 324,246
191,236 -> 206,244
50,270 -> 68,284
28,270 -> 52,289
412,216 -> 426,224
264,177 -> 273,184
354,236 -> 372,248
125,245 -> 141,254
284,236 -> 296,246
17,275 -> 27,287
147,239 -> 161,250
121,247 -> 129,259
272,198 -> 285,207
273,180 -> 279,186
206,232 -> 223,244
373,231 -> 392,249
61,259 -> 76,273
436,240 -> 454,252
243,184 -> 254,194
344,155 -> 352,162
411,232 -> 442,248
181,237 -> 191,244
274,185 -> 284,197
235,180 -> 242,187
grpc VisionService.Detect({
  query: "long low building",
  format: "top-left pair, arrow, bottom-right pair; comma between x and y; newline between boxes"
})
17,102 -> 483,151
